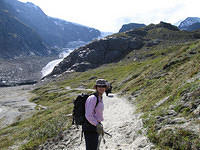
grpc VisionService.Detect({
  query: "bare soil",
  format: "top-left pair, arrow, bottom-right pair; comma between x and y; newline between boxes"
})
0,85 -> 36,129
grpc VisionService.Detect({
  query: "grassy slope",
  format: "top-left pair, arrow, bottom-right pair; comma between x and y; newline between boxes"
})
0,40 -> 199,149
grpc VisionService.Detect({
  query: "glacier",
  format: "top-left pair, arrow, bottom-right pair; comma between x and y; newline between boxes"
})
41,49 -> 73,77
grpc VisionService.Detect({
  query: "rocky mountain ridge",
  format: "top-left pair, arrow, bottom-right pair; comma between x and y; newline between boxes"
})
119,23 -> 146,32
119,17 -> 200,33
179,17 -> 200,31
48,21 -> 200,77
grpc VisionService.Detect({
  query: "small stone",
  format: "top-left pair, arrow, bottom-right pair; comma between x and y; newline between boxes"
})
154,96 -> 170,108
156,117 -> 166,123
155,116 -> 161,119
171,118 -> 187,124
193,105 -> 200,116
167,110 -> 177,116
155,124 -> 162,130
189,51 -> 197,55
89,76 -> 97,80
58,145 -> 65,149
169,105 -> 175,109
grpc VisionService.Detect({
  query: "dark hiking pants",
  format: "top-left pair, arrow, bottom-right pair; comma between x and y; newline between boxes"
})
84,131 -> 99,150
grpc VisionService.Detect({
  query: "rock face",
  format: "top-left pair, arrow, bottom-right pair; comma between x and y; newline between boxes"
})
48,22 -> 200,77
179,17 -> 200,31
4,0 -> 101,47
50,37 -> 144,75
0,0 -> 51,59
119,23 -> 146,32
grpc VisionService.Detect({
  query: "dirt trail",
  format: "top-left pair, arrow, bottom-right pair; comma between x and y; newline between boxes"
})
39,93 -> 153,150
0,85 -> 36,129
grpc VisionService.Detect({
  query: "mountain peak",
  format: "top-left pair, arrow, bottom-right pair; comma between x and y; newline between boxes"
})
145,21 -> 179,32
25,2 -> 39,9
119,23 -> 146,33
158,21 -> 179,31
179,17 -> 200,30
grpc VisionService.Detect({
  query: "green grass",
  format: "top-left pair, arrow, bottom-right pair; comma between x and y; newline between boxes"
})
0,85 -> 81,150
0,40 -> 200,149
55,40 -> 200,149
151,128 -> 200,150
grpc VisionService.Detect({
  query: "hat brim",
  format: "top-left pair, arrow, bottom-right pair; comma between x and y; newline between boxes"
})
94,85 -> 108,89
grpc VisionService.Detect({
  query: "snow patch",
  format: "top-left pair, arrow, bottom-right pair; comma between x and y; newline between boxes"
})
18,67 -> 23,71
30,52 -> 35,56
58,49 -> 73,58
54,21 -> 58,25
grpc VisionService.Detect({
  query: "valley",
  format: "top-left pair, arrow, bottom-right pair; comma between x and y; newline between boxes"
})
0,0 -> 200,149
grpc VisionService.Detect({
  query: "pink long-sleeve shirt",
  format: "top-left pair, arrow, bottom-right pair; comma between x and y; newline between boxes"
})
85,95 -> 104,126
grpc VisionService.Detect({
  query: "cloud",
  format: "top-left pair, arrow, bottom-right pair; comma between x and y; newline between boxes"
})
18,0 -> 200,32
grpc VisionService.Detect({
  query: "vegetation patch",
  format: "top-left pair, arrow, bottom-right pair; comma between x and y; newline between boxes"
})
0,40 -> 200,149
154,128 -> 200,150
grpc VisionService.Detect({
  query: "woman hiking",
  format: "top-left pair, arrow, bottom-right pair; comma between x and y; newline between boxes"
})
82,79 -> 107,150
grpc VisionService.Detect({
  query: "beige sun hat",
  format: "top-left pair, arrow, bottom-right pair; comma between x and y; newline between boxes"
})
94,79 -> 108,88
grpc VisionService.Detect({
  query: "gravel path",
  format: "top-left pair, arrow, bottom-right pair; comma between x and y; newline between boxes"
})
0,85 -> 36,129
39,93 -> 154,150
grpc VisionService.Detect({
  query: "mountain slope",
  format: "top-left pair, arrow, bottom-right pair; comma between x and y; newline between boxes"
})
179,17 -> 200,31
0,22 -> 200,150
186,22 -> 200,31
48,21 -> 200,77
0,0 -> 51,59
5,0 -> 101,47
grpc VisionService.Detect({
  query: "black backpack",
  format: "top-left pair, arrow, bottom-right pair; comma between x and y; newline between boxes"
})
72,93 -> 99,126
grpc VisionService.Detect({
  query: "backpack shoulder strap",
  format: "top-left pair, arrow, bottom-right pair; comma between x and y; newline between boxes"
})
93,92 -> 99,108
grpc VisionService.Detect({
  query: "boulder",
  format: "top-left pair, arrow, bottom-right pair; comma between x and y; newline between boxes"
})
193,105 -> 200,116
154,96 -> 170,108
167,118 -> 187,124
166,110 -> 177,116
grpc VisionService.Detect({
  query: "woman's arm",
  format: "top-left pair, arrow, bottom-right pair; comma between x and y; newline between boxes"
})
85,95 -> 98,126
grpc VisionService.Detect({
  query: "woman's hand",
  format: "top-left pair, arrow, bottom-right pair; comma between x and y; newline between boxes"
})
96,123 -> 104,135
